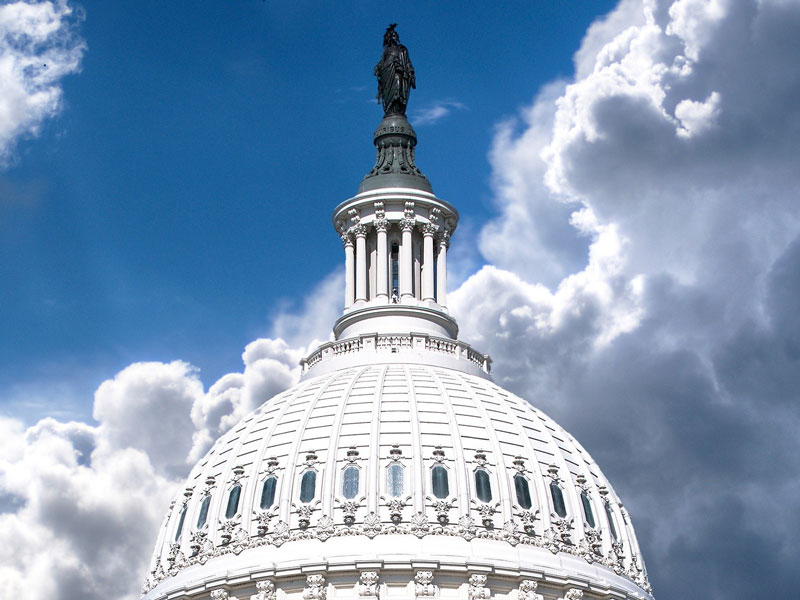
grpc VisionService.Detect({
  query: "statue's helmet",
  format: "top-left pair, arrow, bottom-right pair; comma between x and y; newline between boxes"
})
383,23 -> 399,46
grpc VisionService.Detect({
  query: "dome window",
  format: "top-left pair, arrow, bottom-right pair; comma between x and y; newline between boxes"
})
474,469 -> 492,503
342,465 -> 360,499
387,463 -> 405,497
225,484 -> 241,519
260,476 -> 277,510
605,502 -> 619,541
431,465 -> 449,499
300,470 -> 317,503
174,504 -> 187,542
581,491 -> 596,528
550,481 -> 567,518
196,495 -> 211,528
514,474 -> 532,509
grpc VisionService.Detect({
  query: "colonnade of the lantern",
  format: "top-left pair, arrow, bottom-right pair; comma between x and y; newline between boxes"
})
340,220 -> 450,310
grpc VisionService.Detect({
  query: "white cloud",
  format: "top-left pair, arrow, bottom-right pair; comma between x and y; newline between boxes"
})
411,99 -> 466,126
0,0 -> 85,165
451,0 -> 800,596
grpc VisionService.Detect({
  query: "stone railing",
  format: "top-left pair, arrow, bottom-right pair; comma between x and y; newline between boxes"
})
301,333 -> 491,375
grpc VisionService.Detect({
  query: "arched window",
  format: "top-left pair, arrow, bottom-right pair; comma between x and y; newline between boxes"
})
260,477 -> 277,510
342,466 -> 359,499
550,481 -> 567,518
174,504 -> 187,541
431,465 -> 449,499
474,469 -> 492,502
225,484 -> 241,519
581,491 -> 596,528
605,503 -> 618,541
196,495 -> 211,528
387,463 -> 404,497
300,470 -> 316,503
514,474 -> 532,509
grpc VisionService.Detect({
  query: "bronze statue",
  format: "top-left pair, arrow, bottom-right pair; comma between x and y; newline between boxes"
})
374,24 -> 416,116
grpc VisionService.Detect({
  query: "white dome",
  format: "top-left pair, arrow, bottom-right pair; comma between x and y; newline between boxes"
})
143,357 -> 652,600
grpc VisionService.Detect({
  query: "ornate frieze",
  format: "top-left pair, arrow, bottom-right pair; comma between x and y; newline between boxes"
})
559,589 -> 583,600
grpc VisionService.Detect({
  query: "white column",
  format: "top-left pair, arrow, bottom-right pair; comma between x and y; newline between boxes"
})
375,219 -> 389,302
400,218 -> 415,299
343,233 -> 354,309
422,224 -> 436,301
354,224 -> 368,303
436,230 -> 449,307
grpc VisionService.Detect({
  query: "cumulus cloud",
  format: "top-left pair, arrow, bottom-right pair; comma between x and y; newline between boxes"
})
0,0 -> 85,165
451,0 -> 800,597
0,336 -> 304,600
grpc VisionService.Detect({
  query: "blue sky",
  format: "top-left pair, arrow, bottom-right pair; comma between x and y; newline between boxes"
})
5,1 -> 800,599
1,1 -> 616,423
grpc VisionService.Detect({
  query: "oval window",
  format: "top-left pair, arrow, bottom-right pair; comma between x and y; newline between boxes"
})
474,469 -> 492,503
550,481 -> 567,518
260,476 -> 277,510
225,484 -> 241,519
581,491 -> 596,528
342,466 -> 359,499
196,495 -> 211,528
300,470 -> 316,503
605,502 -> 618,541
431,465 -> 449,499
174,504 -> 186,541
387,463 -> 404,497
514,474 -> 532,509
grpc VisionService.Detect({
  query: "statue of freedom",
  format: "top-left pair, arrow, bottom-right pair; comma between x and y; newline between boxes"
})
374,24 -> 416,116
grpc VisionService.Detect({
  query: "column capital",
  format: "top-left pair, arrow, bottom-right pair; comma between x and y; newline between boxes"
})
421,223 -> 438,237
341,231 -> 354,247
374,218 -> 389,233
352,224 -> 368,238
438,229 -> 451,247
400,218 -> 416,232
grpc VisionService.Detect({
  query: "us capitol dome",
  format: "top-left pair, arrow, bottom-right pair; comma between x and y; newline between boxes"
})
142,25 -> 654,600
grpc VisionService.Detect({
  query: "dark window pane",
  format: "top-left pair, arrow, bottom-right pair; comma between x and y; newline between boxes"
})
387,464 -> 404,497
431,465 -> 449,499
260,477 -> 277,510
225,484 -> 241,519
581,491 -> 595,528
300,470 -> 316,503
514,475 -> 532,509
475,469 -> 492,502
174,505 -> 186,541
550,482 -> 567,518
342,466 -> 359,499
197,495 -> 210,528
605,503 -> 618,541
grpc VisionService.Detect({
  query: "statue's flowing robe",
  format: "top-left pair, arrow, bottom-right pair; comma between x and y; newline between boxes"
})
375,43 -> 415,115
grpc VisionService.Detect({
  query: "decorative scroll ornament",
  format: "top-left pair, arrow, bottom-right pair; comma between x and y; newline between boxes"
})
432,446 -> 446,463
575,473 -> 589,491
545,464 -> 562,485
384,497 -> 408,524
374,218 -> 389,233
421,223 -> 438,237
518,580 -> 543,600
437,229 -> 451,248
456,515 -> 477,540
517,508 -> 540,536
428,497 -> 455,525
608,540 -> 626,575
414,571 -> 437,599
231,465 -> 245,483
467,575 -> 490,600
336,497 -> 361,526
399,217 -> 416,232
578,526 -> 603,561
263,456 -> 280,476
358,571 -> 380,599
251,581 -> 276,600
211,590 -> 237,600
341,231 -> 354,248
303,575 -> 327,600
512,456 -> 528,474
475,502 -> 499,528
303,452 -> 320,468
560,589 -> 583,600
473,450 -> 488,467
316,515 -> 335,541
